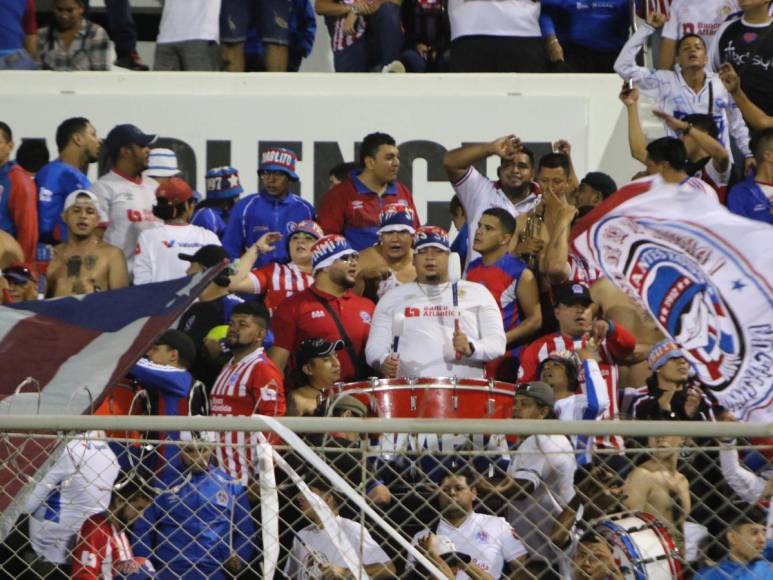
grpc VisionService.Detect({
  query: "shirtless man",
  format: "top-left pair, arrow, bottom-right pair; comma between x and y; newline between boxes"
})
354,203 -> 416,302
46,190 -> 129,297
623,432 -> 691,551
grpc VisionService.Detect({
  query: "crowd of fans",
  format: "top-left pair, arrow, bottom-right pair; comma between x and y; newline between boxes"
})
0,1 -> 773,579
2,1 -> 772,74
0,115 -> 771,578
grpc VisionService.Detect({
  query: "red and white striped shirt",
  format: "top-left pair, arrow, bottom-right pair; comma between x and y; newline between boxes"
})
330,1 -> 366,52
518,324 -> 637,450
248,262 -> 314,313
210,347 -> 286,484
71,514 -> 145,579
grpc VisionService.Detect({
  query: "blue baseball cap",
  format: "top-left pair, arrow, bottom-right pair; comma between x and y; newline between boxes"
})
379,203 -> 416,234
105,124 -> 157,157
414,226 -> 450,252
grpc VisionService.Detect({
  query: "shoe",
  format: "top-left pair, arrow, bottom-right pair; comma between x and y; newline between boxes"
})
114,52 -> 149,71
381,60 -> 406,73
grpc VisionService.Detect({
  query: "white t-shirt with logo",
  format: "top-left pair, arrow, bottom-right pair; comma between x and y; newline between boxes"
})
365,280 -> 507,379
283,516 -> 390,579
157,0 -> 221,43
451,167 -> 539,267
90,171 -> 160,269
133,223 -> 221,284
408,513 -> 527,579
448,0 -> 541,41
662,0 -> 739,46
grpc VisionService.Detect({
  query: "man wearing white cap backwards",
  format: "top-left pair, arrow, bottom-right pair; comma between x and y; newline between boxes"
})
46,190 -> 128,297
366,225 -> 505,379
354,203 -> 417,302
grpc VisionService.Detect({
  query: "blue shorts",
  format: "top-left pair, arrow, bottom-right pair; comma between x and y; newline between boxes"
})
220,0 -> 291,45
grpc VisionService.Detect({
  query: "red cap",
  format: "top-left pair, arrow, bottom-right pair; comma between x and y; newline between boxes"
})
155,177 -> 193,204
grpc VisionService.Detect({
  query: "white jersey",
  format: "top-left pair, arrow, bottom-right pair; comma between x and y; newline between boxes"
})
553,359 -> 609,465
89,170 -> 160,269
376,269 -> 406,300
682,175 -> 721,203
506,434 -> 577,563
157,0 -> 220,43
133,223 -> 221,284
662,0 -> 739,46
451,166 -> 539,268
283,516 -> 390,579
719,441 -> 773,542
365,279 -> 506,379
614,23 -> 751,157
448,0 -> 541,41
23,432 -> 119,564
408,513 -> 527,579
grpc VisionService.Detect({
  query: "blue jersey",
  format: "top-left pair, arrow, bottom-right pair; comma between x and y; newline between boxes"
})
450,223 -> 469,269
222,191 -> 315,266
133,467 -> 256,580
540,0 -> 630,53
36,159 -> 91,244
0,0 -> 30,51
190,206 -> 227,239
694,558 -> 773,579
728,174 -> 773,225
128,359 -> 192,479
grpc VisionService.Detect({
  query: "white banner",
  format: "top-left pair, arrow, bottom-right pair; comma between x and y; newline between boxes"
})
572,176 -> 773,423
5,72 -> 640,226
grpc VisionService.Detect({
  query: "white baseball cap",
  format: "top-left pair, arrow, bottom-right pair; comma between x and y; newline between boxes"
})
145,148 -> 180,178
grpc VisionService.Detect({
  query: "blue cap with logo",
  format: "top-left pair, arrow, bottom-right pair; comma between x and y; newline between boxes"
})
206,166 -> 243,200
413,226 -> 450,252
259,147 -> 299,182
379,203 -> 416,234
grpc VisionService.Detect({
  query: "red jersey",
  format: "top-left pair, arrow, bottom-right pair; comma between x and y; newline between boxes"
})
0,161 -> 38,263
518,323 -> 636,449
248,262 -> 314,313
71,513 -> 148,579
317,171 -> 419,251
272,286 -> 375,383
211,347 -> 286,483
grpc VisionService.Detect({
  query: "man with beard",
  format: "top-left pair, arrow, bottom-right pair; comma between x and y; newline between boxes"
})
407,471 -> 528,579
36,117 -> 102,245
366,226 -> 505,380
90,124 -> 159,270
354,203 -> 417,302
46,190 -> 127,297
443,135 -> 541,268
210,301 -> 286,484
269,235 -> 375,383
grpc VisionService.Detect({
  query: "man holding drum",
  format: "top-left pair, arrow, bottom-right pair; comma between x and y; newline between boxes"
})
365,226 -> 506,379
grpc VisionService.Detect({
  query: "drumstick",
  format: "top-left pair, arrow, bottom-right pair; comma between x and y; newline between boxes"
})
391,312 -> 405,355
447,252 -> 462,360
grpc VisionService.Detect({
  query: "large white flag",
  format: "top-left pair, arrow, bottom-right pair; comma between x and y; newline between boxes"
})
572,176 -> 773,422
